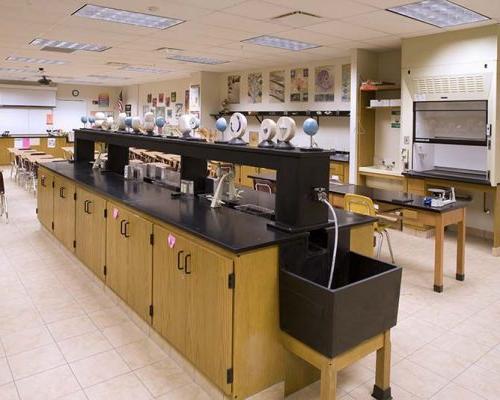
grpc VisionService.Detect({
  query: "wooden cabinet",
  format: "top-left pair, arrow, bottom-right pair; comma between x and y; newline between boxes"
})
152,225 -> 234,394
106,202 -> 153,321
37,169 -> 54,230
75,187 -> 106,281
330,161 -> 349,183
53,175 -> 75,251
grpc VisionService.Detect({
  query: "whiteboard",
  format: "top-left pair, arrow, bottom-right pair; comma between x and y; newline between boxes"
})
53,99 -> 87,132
0,108 -> 51,134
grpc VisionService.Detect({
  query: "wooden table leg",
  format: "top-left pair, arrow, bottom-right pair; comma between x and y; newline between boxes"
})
434,215 -> 444,293
373,331 -> 392,400
320,362 -> 337,400
456,208 -> 466,281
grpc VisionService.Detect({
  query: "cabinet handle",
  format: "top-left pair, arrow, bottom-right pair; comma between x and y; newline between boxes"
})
41,176 -> 46,187
59,187 -> 66,198
120,219 -> 126,236
177,250 -> 184,270
86,200 -> 93,214
84,200 -> 89,213
184,253 -> 191,275
123,221 -> 130,238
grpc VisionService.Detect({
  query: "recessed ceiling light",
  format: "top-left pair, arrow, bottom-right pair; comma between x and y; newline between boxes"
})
387,0 -> 489,28
242,35 -> 320,51
0,67 -> 37,74
6,56 -> 67,65
73,4 -> 185,30
30,38 -> 110,52
121,66 -> 170,74
165,54 -> 228,65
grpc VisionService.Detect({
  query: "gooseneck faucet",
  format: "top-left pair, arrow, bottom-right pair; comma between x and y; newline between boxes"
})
210,165 -> 242,208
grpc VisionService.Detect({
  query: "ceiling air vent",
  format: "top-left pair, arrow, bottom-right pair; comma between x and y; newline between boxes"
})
40,46 -> 77,54
271,11 -> 324,27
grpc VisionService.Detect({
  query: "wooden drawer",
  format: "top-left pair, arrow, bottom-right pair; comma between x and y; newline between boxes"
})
330,162 -> 343,176
407,178 -> 426,195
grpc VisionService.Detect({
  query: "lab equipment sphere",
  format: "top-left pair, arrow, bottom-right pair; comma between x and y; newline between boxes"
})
215,117 -> 227,133
102,116 -> 114,130
80,116 -> 88,124
229,112 -> 247,139
259,119 -> 277,140
124,116 -> 133,128
303,118 -> 319,136
117,113 -> 127,130
143,112 -> 155,132
88,116 -> 95,124
276,116 -> 296,142
178,114 -> 199,135
131,116 -> 142,132
155,116 -> 166,128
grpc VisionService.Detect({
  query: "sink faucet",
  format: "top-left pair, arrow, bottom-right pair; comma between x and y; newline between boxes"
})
210,165 -> 242,208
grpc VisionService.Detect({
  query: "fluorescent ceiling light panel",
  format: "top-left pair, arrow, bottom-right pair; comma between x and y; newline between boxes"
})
73,4 -> 184,29
30,38 -> 110,52
0,67 -> 37,74
6,56 -> 67,65
165,54 -> 228,65
242,35 -> 320,51
121,66 -> 170,74
387,0 -> 489,28
87,74 -> 130,80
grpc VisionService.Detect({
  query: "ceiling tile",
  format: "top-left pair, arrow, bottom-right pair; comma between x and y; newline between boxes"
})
343,10 -> 436,35
194,12 -> 289,34
305,20 -> 389,40
222,0 -> 294,19
264,0 -> 378,19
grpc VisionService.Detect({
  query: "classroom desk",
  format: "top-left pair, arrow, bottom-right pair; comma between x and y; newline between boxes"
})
330,184 -> 467,293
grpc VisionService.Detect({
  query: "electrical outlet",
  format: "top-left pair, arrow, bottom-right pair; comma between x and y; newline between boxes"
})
404,136 -> 410,145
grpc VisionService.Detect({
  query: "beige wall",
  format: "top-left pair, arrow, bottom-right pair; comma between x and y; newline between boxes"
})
56,84 -> 122,116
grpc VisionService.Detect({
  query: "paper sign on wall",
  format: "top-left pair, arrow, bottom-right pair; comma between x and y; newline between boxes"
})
22,138 -> 30,148
113,208 -> 119,219
14,139 -> 23,149
47,138 -> 56,148
31,138 -> 40,146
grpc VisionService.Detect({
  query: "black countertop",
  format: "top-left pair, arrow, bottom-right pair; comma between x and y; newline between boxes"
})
330,152 -> 349,163
403,169 -> 490,186
42,162 -> 375,253
329,184 -> 468,213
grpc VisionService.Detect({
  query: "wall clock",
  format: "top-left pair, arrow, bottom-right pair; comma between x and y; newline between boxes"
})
72,89 -> 80,97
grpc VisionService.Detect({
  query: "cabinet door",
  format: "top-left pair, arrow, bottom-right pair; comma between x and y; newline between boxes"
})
37,170 -> 53,230
53,176 -> 75,251
75,187 -> 106,281
106,202 -> 128,302
152,226 -> 189,352
185,244 -> 233,393
125,210 -> 153,321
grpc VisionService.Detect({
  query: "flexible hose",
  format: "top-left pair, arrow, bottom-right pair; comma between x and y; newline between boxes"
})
322,199 -> 339,289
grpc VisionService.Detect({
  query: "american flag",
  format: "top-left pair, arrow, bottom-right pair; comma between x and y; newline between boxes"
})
117,90 -> 124,113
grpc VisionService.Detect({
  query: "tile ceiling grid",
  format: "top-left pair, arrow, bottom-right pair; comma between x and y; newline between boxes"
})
0,0 -> 498,85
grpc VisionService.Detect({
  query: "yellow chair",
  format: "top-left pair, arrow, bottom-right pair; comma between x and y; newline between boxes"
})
344,193 -> 395,263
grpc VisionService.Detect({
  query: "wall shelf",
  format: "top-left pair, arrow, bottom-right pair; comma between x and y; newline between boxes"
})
210,110 -> 350,124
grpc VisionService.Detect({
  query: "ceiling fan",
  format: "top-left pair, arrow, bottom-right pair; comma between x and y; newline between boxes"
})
37,67 -> 53,85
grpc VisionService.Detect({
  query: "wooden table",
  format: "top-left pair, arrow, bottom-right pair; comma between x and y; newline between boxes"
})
282,330 -> 392,400
330,184 -> 467,293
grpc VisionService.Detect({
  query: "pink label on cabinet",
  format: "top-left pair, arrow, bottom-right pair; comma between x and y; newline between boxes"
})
112,208 -> 119,219
167,234 -> 176,248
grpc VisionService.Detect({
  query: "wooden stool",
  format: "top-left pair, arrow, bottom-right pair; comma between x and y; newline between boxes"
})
282,330 -> 392,400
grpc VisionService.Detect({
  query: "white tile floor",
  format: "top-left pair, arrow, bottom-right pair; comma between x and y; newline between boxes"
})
1,170 -> 500,400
